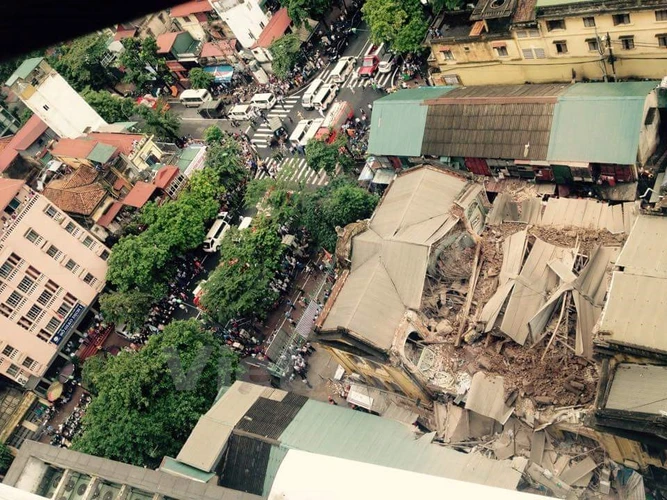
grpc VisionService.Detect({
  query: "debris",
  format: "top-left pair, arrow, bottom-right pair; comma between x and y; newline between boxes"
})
599,467 -> 611,494
463,329 -> 482,344
465,372 -> 514,425
534,396 -> 554,406
455,243 -> 482,347
540,294 -> 569,363
436,319 -> 453,335
530,430 -> 546,465
559,456 -> 598,486
572,471 -> 593,488
526,462 -> 572,498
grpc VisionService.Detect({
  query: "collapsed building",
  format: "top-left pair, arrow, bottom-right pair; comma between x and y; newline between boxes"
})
315,168 -> 664,497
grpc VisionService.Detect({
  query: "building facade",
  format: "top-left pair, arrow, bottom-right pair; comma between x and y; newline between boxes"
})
427,0 -> 667,86
0,104 -> 20,138
210,0 -> 270,49
0,180 -> 108,394
6,59 -> 107,139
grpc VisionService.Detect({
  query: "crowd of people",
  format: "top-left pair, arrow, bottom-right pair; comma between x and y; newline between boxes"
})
43,387 -> 91,448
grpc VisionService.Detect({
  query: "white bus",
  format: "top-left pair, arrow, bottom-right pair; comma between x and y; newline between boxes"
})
180,89 -> 212,108
203,212 -> 231,253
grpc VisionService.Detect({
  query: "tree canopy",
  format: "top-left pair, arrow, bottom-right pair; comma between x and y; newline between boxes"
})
119,37 -> 171,92
99,290 -> 155,332
135,105 -> 181,140
82,89 -> 137,123
50,34 -> 115,91
205,139 -> 249,191
188,68 -> 214,90
204,125 -> 224,145
279,0 -> 328,26
305,137 -> 354,176
269,34 -> 302,78
0,443 -> 14,474
362,0 -> 428,54
73,320 -> 238,467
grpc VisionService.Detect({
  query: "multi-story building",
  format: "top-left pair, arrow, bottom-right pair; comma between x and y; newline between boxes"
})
209,0 -> 271,49
427,0 -> 667,85
0,179 -> 108,395
170,0 -> 217,41
6,59 -> 107,139
0,103 -> 20,138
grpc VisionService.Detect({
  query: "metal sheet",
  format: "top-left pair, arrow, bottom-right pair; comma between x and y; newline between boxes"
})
465,372 -> 514,425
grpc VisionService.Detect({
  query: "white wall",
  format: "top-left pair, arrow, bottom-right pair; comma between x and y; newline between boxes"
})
26,73 -> 107,139
213,0 -> 268,49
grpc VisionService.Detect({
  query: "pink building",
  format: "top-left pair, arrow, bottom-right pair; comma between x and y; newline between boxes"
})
0,179 -> 108,394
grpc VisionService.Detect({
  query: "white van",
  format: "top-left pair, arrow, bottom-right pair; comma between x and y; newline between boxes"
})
289,119 -> 312,147
180,89 -> 212,108
250,93 -> 277,110
330,57 -> 356,84
302,78 -> 324,109
203,212 -> 231,253
313,84 -> 338,112
229,104 -> 253,121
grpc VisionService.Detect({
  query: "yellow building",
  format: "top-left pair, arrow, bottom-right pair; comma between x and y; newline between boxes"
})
427,0 -> 667,85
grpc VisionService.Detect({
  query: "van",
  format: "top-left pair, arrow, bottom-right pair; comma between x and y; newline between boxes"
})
180,89 -> 212,108
302,78 -> 324,109
312,83 -> 338,112
198,98 -> 226,119
229,104 -> 253,121
289,119 -> 312,147
203,212 -> 231,253
330,57 -> 356,84
250,93 -> 277,110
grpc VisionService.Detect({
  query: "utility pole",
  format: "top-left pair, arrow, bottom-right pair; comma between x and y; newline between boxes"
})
606,32 -> 617,81
596,29 -> 608,82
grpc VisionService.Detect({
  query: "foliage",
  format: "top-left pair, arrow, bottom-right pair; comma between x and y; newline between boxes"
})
200,217 -> 285,324
99,290 -> 155,332
119,37 -> 171,92
298,178 -> 379,252
244,178 -> 276,209
19,108 -> 33,126
0,443 -> 13,474
305,137 -> 354,177
362,0 -> 429,54
82,89 -> 137,123
204,125 -> 224,145
205,139 -> 249,191
188,67 -> 214,90
50,34 -> 114,91
72,320 -> 238,467
80,354 -> 109,394
279,0 -> 329,26
135,106 -> 181,140
432,0 -> 464,12
269,34 -> 302,78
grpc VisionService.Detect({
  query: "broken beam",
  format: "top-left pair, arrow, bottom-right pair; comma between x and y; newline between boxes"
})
541,294 -> 568,363
455,243 -> 482,347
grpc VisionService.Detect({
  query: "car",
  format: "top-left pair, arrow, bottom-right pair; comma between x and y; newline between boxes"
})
358,54 -> 379,77
378,53 -> 395,74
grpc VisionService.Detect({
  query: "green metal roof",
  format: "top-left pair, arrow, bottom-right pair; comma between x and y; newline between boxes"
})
87,143 -> 117,164
160,456 -> 216,482
547,81 -> 658,165
6,57 -> 44,86
175,145 -> 203,171
173,31 -> 197,55
367,87 -> 456,157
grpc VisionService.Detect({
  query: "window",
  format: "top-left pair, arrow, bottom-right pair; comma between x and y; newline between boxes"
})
64,221 -> 77,235
583,16 -> 596,27
43,204 -> 60,219
657,9 -> 667,21
42,105 -> 49,111
24,229 -> 42,246
82,235 -> 94,249
6,291 -> 23,308
64,259 -> 79,273
83,273 -> 97,287
646,107 -> 657,125
6,364 -> 19,377
4,197 -> 20,216
44,279 -> 59,294
46,245 -> 62,261
37,290 -> 53,306
0,304 -> 10,317
516,29 -> 540,38
546,19 -> 565,31
17,276 -> 34,294
25,266 -> 40,280
494,45 -> 509,57
100,249 -> 110,261
22,357 -> 36,370
620,36 -> 634,49
26,305 -> 42,321
56,302 -> 71,317
0,259 -> 16,279
613,13 -> 630,25
18,317 -> 32,330
37,330 -> 51,342
62,293 -> 77,307
658,33 -> 667,47
44,317 -> 60,334
554,40 -> 568,54
586,38 -> 599,51
2,345 -> 16,358
522,47 -> 546,59
441,49 -> 454,60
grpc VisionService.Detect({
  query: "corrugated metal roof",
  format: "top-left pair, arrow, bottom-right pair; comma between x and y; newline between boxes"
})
536,0 -> 599,7
87,143 -> 117,164
538,198 -> 637,234
367,87 -> 455,157
235,393 -> 307,440
219,434 -> 271,496
275,399 -> 526,490
605,363 -> 667,414
616,215 -> 667,278
547,82 -> 658,164
6,57 -> 42,86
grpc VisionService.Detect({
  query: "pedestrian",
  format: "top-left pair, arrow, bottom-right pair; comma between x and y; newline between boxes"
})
297,111 -> 304,120
328,396 -> 338,405
318,108 -> 325,118
368,103 -> 373,110
287,115 -> 293,124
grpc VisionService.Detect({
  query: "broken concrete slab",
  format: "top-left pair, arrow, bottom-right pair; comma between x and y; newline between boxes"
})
526,462 -> 572,499
558,456 -> 598,486
465,372 -> 515,425
572,471 -> 593,488
529,430 -> 546,465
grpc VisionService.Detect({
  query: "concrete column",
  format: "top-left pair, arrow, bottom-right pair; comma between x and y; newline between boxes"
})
116,484 -> 130,500
82,477 -> 100,500
51,470 -> 72,499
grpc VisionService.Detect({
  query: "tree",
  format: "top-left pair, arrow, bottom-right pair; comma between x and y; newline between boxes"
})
99,290 -> 155,331
269,34 -> 302,79
244,178 -> 276,209
81,354 -> 109,394
106,234 -> 171,297
0,443 -> 13,474
82,89 -> 137,123
135,106 -> 181,140
203,125 -> 224,145
432,0 -> 464,12
50,34 -> 115,91
205,141 -> 248,191
18,109 -> 33,126
305,137 -> 354,176
362,0 -> 428,54
72,320 -> 238,467
119,37 -> 171,92
298,178 -> 379,251
141,200 -> 210,254
279,0 -> 329,27
188,68 -> 214,90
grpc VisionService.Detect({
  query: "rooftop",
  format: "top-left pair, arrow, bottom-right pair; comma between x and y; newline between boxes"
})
42,167 -> 107,216
87,142 -> 118,164
170,0 -> 213,17
253,8 -> 292,49
88,132 -> 145,155
12,115 -> 49,151
122,181 -> 158,208
157,31 -> 185,54
51,138 -> 97,159
153,165 -> 180,189
6,57 -> 43,86
0,179 -> 26,212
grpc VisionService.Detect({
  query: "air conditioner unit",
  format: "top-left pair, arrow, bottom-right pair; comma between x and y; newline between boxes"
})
16,374 -> 29,385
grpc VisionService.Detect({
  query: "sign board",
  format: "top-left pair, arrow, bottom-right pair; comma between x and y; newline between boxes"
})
50,303 -> 85,346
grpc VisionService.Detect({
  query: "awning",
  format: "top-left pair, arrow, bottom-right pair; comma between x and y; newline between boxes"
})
372,168 -> 396,185
204,65 -> 234,83
347,384 -> 374,410
358,165 -> 374,182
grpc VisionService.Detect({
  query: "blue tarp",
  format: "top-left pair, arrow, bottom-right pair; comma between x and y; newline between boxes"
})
204,65 -> 233,83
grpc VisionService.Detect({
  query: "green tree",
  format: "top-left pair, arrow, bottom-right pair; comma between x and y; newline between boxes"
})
204,125 -> 224,145
299,178 -> 379,251
99,290 -> 155,332
18,108 -> 33,126
279,0 -> 329,27
244,177 -> 276,209
50,34 -> 115,91
305,137 -> 354,177
188,68 -> 214,90
432,0 -> 464,12
0,443 -> 14,474
73,320 -> 238,467
362,0 -> 428,54
119,37 -> 171,92
205,140 -> 248,191
106,234 -> 171,297
135,106 -> 181,140
141,200 -> 209,254
81,354 -> 109,394
269,34 -> 302,78
82,89 -> 137,123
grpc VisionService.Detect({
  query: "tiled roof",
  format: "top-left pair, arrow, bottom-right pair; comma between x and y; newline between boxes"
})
88,132 -> 144,155
253,8 -> 291,49
51,138 -> 97,159
201,39 -> 238,58
153,165 -> 180,189
43,167 -> 107,216
512,0 -> 538,23
170,0 -> 213,17
114,27 -> 137,41
96,201 -> 124,228
0,136 -> 13,154
157,31 -> 184,53
122,181 -> 158,208
0,178 -> 25,212
13,115 -> 49,151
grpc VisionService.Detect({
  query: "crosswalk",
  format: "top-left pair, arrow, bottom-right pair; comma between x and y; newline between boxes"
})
255,156 -> 329,187
318,66 -> 395,90
249,96 -> 300,148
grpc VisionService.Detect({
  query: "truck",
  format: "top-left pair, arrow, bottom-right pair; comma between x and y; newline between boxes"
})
358,43 -> 384,78
315,101 -> 354,143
